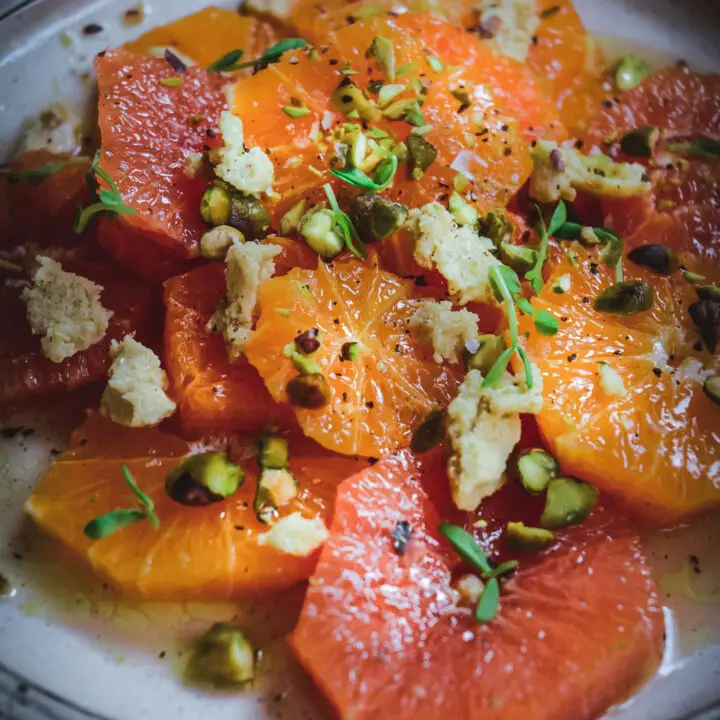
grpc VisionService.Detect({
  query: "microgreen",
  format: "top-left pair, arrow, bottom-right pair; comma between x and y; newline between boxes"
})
515,297 -> 561,337
425,53 -> 444,72
0,157 -> 86,184
438,523 -> 517,624
83,465 -> 160,540
330,153 -> 398,192
554,221 -> 624,281
525,201 -> 566,294
209,39 -> 308,73
323,183 -> 367,259
75,151 -> 135,234
667,137 -> 720,161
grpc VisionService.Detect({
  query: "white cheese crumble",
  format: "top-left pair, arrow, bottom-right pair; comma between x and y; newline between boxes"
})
184,152 -> 205,179
214,111 -> 274,196
100,336 -> 176,427
409,300 -> 479,364
529,140 -> 652,204
21,257 -> 112,364
215,239 -> 282,360
409,202 -> 500,305
447,367 -> 543,511
597,361 -> 627,398
17,103 -> 80,156
256,512 -> 329,556
475,0 -> 540,62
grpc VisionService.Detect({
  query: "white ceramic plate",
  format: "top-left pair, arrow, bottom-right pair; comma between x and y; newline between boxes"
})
1,1 -> 719,718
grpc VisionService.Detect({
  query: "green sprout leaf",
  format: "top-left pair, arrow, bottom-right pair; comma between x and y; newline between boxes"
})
207,49 -> 245,72
482,345 -> 515,388
533,309 -> 561,336
667,137 -> 720,161
0,158 -> 86,184
554,221 -> 624,281
226,38 -> 308,71
323,183 -> 367,259
475,577 -> 500,623
83,465 -> 160,540
75,151 -> 135,234
330,154 -> 397,192
525,201 -> 565,294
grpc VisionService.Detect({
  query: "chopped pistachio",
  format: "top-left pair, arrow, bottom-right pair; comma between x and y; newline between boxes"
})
200,225 -> 244,259
282,105 -> 311,118
410,408 -> 445,454
703,375 -> 720,406
540,477 -> 598,529
551,274 -> 571,294
286,373 -> 332,408
160,76 -> 183,88
613,55 -> 651,92
348,193 -> 408,243
683,270 -> 706,285
382,97 -> 417,120
300,208 -> 344,258
330,77 -> 380,122
227,192 -> 271,240
453,173 -> 470,192
186,623 -> 255,687
465,334 -> 506,375
254,468 -> 298,523
346,131 -> 368,168
594,280 -> 654,316
403,102 -> 426,127
341,341 -> 360,361
200,182 -> 232,226
620,126 -> 660,158
407,134 -> 437,174
425,54 -> 444,72
279,198 -> 307,235
448,191 -> 478,227
627,244 -> 678,274
697,285 -> 720,302
477,209 -> 514,248
512,449 -> 559,494
365,35 -> 396,82
506,522 -> 555,553
396,61 -> 416,76
450,89 -> 471,112
688,299 -> 720,352
378,83 -> 407,107
499,242 -> 538,275
166,452 -> 244,506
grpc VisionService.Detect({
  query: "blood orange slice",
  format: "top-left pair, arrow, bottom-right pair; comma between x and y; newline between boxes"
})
290,448 -> 663,720
26,412 -> 367,598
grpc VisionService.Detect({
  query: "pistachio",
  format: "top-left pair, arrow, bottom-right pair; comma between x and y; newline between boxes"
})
228,192 -> 271,240
696,285 -> 720,302
627,244 -> 678,274
410,408 -> 445,454
348,193 -> 408,243
477,209 -> 514,248
199,225 -> 244,260
200,181 -> 232,226
551,274 -> 571,293
512,448 -> 559,494
684,270 -> 706,285
448,192 -> 478,227
166,452 -> 244,506
382,97 -> 418,120
299,208 -> 344,258
703,375 -> 720,406
688,299 -> 720,352
594,280 -> 654,316
499,242 -> 538,275
341,341 -> 360,361
506,521 -> 556,553
365,35 -> 396,82
286,373 -> 332,408
346,130 -> 368,168
259,433 -> 289,469
619,126 -> 660,158
407,134 -> 437,175
377,83 -> 406,108
465,334 -> 506,375
613,55 -> 650,92
185,623 -> 255,687
330,78 -> 380,122
291,352 -> 322,376
279,198 -> 307,235
540,477 -> 598,529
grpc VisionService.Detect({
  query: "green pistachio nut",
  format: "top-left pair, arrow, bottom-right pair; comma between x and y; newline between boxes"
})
627,244 -> 678,274
478,209 -> 514,248
449,192 -> 478,227
465,334 -> 507,375
200,181 -> 232,226
506,521 -> 556,553
286,372 -> 332,408
499,242 -> 538,275
410,407 -> 446,454
228,192 -> 271,240
619,126 -> 660,158
254,467 -> 299,523
299,208 -> 345,258
407,134 -> 438,175
186,623 -> 255,687
540,476 -> 598,529
703,375 -> 720,406
512,448 -> 559,494
613,55 -> 650,92
259,434 -> 290,469
594,280 -> 654,316
199,225 -> 244,260
279,198 -> 307,236
331,77 -> 381,122
341,341 -> 360,361
166,452 -> 244,506
688,299 -> 720,353
696,285 -> 720,302
348,193 -> 408,244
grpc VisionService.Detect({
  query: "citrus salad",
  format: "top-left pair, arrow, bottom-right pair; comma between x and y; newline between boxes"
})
1,1 -> 718,718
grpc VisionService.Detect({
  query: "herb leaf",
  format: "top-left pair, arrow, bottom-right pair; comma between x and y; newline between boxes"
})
554,221 -> 624,281
438,523 -> 492,575
83,465 -> 160,540
75,151 -> 135,234
0,160 -> 74,184
207,49 -> 245,72
237,38 -> 308,70
667,137 -> 720,160
525,201 -> 565,294
323,183 -> 367,259
330,153 -> 397,192
533,309 -> 561,336
475,577 -> 500,622
547,200 -> 567,235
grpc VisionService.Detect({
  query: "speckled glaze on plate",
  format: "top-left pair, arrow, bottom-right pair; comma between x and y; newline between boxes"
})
0,1 -> 719,719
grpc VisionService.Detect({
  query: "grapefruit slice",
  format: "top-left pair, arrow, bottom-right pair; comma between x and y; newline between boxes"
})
290,448 -> 663,720
95,49 -> 226,259
0,260 -> 158,407
245,254 -> 462,457
124,6 -> 287,70
163,237 -> 317,436
26,412 -> 367,598
232,13 -> 564,224
584,69 -> 720,262
520,244 -> 720,522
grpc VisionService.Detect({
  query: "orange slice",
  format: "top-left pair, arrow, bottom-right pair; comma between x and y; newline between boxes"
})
26,412 -> 367,598
163,237 -> 317,436
520,244 -> 720,522
245,254 -> 462,457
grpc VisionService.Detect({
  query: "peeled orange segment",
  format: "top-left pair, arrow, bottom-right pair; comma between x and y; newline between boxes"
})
124,6 -> 286,70
520,245 -> 720,523
26,413 -> 367,599
0,261 -> 158,407
95,49 -> 226,259
245,254 -> 462,457
163,237 -> 317,436
232,13 -> 563,224
290,448 -> 663,720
